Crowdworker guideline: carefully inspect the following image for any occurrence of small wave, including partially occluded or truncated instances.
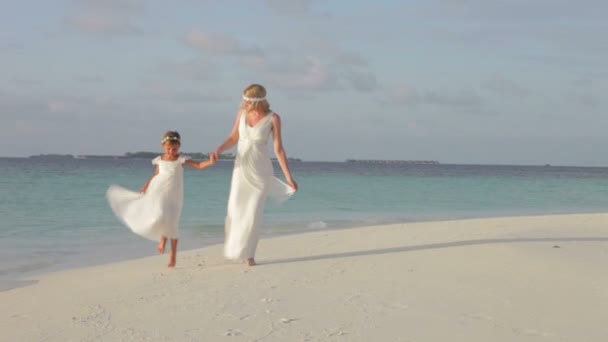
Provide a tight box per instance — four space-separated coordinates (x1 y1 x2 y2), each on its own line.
0 260 55 276
307 221 328 229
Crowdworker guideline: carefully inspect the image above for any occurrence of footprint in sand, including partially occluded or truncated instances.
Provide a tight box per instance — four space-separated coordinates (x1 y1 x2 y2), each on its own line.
260 297 277 303
72 304 111 331
384 302 409 310
328 329 348 337
225 329 242 336
463 313 494 321
10 313 29 319
513 328 554 337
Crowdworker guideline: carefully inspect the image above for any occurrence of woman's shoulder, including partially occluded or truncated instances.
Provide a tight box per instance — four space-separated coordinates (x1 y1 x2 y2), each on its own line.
270 112 281 123
152 156 162 165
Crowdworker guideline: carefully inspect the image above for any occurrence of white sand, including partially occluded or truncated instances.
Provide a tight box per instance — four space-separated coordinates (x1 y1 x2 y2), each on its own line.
2 213 608 341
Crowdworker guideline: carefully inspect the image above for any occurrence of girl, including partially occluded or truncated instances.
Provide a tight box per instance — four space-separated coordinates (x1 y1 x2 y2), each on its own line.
212 84 297 266
107 131 216 267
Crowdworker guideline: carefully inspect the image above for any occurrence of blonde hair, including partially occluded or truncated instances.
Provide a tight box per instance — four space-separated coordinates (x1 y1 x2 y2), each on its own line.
241 83 271 114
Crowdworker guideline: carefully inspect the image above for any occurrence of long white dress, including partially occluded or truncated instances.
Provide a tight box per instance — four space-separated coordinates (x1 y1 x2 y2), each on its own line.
106 155 189 241
224 112 295 260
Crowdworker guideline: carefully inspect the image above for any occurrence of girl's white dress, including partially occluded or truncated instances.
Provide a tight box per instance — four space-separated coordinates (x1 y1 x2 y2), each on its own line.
224 112 295 260
106 155 189 241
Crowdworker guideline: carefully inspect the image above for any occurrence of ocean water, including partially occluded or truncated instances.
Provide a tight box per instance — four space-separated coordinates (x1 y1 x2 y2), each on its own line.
1 157 608 288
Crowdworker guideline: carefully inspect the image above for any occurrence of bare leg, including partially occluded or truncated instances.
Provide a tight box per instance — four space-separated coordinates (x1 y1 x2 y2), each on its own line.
168 239 178 267
245 258 256 267
157 236 167 254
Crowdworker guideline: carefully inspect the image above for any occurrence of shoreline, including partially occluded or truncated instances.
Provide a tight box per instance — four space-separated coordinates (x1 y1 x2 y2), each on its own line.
3 208 608 292
3 212 608 340
3 156 608 168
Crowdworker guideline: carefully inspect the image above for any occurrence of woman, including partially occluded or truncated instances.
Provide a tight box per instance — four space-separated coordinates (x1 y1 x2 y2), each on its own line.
212 84 298 266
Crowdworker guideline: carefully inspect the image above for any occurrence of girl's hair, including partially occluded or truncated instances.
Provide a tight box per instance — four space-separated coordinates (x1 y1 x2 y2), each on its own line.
161 131 181 145
241 83 271 114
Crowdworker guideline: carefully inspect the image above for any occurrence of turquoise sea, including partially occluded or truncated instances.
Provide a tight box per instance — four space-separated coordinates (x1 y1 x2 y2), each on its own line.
1 157 608 289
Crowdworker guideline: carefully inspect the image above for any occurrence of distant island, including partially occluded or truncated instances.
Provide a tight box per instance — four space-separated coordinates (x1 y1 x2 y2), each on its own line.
29 152 232 160
29 153 302 162
346 159 440 165
123 152 222 160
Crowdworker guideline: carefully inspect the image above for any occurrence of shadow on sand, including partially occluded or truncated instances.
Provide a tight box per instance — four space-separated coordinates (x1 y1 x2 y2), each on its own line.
262 236 608 266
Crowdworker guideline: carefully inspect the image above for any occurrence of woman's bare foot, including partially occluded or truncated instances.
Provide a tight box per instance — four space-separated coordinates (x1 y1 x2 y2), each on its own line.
157 236 167 254
245 258 256 266
167 239 177 267
168 255 176 267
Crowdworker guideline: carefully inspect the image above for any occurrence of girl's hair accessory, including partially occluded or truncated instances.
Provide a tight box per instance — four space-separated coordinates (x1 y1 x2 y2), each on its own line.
161 136 180 143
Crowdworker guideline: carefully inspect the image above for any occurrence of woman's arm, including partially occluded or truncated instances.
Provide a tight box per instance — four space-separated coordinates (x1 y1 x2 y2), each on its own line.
271 113 298 191
184 154 216 170
140 165 159 193
213 111 242 158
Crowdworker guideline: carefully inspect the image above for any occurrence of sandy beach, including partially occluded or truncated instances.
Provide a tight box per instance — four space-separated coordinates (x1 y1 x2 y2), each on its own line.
2 213 608 341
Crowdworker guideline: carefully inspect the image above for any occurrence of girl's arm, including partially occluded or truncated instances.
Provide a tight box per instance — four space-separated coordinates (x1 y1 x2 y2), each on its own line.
271 113 298 191
213 111 242 158
185 154 216 170
140 165 159 193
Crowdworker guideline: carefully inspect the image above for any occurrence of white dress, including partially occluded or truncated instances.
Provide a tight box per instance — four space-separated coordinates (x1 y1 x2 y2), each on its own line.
106 155 189 241
224 112 295 260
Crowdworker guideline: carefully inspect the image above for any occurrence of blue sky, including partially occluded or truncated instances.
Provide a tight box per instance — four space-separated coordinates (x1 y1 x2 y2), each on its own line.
1 0 606 165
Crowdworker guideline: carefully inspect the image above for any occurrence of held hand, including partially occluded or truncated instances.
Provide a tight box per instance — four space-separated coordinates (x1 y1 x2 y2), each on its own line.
209 153 217 164
287 178 298 192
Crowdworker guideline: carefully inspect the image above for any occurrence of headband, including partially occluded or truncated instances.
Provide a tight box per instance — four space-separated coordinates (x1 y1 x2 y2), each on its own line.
161 136 180 143
242 95 266 102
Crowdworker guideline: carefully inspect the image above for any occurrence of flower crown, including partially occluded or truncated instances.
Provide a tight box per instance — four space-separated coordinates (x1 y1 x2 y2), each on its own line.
242 95 266 102
161 136 180 144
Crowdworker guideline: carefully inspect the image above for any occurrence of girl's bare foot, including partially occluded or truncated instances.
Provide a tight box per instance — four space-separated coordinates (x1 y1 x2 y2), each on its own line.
157 236 167 254
245 258 256 266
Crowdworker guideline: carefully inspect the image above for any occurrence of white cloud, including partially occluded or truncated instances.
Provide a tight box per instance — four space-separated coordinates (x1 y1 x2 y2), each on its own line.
74 75 105 84
47 100 69 113
570 92 601 108
239 55 268 69
182 29 378 93
482 75 532 98
73 0 145 14
342 68 380 92
293 38 379 92
264 0 315 15
0 92 47 119
12 77 42 86
67 14 141 36
265 56 337 90
334 51 369 67
1 42 24 51
184 30 241 54
424 89 481 107
65 0 144 36
570 77 593 87
1 91 131 122
183 30 264 58
387 85 420 106
14 120 35 133
139 82 229 103
1 0 605 164
386 85 482 108
154 58 220 81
